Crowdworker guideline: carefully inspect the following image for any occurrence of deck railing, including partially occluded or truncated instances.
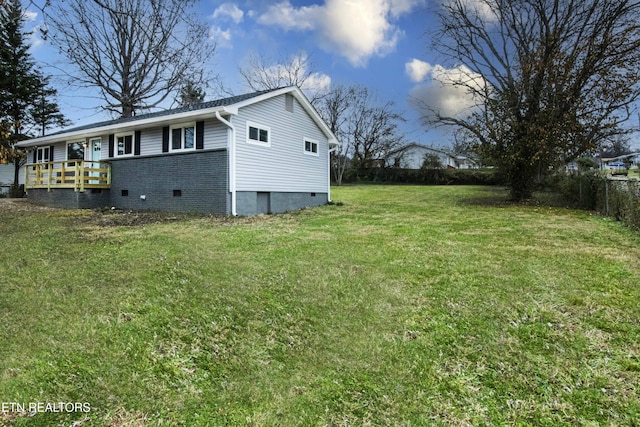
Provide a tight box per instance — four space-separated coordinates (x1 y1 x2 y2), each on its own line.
25 160 111 192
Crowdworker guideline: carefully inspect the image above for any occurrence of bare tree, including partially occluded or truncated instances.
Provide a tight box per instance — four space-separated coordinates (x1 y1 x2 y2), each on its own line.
316 85 357 185
239 51 330 104
419 0 640 200
349 90 405 174
46 0 216 118
317 85 405 184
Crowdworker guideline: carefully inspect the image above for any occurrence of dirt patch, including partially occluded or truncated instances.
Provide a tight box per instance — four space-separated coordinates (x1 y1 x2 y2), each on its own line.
0 410 29 426
0 198 60 213
84 208 194 227
0 197 292 228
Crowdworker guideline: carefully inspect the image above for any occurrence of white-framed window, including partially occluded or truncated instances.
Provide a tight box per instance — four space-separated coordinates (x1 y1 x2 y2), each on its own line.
246 121 270 147
304 138 319 156
115 132 134 157
67 141 85 164
36 146 51 163
170 122 196 151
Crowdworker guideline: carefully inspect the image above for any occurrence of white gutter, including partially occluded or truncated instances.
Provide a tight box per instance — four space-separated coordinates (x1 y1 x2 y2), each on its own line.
328 144 338 202
215 110 237 216
17 106 229 148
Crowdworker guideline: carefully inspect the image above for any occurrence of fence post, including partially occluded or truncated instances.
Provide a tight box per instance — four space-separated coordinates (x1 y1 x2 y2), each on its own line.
605 178 609 216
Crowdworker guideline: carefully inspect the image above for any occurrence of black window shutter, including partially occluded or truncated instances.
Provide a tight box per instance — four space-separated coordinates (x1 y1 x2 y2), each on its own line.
134 130 141 155
162 126 169 152
49 146 54 161
32 149 37 163
196 121 204 150
108 134 114 158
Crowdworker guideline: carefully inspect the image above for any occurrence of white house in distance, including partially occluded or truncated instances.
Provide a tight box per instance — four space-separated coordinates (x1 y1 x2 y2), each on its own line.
15 86 339 215
387 143 478 169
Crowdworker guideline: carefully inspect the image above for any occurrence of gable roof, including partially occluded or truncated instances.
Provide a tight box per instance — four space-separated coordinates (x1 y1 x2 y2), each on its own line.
17 86 338 148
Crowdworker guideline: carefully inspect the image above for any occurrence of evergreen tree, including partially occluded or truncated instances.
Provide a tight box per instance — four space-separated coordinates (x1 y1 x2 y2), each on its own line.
31 73 71 136
177 80 206 108
0 0 67 196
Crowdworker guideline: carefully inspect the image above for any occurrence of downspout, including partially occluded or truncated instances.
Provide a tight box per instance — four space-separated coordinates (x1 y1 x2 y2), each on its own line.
328 144 338 202
216 110 237 216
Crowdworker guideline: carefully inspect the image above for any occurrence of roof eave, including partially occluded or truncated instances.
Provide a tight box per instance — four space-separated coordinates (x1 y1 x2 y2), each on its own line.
16 105 229 148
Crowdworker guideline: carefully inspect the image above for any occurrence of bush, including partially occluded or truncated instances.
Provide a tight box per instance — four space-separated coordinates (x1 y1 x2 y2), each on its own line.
341 168 504 186
554 173 640 232
8 184 24 198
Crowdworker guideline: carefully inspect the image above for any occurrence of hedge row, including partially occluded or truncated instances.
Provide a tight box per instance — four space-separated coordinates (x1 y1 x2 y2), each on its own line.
341 168 504 185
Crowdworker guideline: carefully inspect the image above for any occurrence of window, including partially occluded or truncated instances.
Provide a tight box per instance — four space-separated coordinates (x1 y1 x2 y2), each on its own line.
170 123 195 151
36 147 51 163
246 121 270 146
115 133 134 157
67 141 85 165
304 138 319 156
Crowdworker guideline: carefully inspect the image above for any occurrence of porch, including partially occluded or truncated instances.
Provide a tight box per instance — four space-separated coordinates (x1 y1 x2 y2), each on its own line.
25 160 111 192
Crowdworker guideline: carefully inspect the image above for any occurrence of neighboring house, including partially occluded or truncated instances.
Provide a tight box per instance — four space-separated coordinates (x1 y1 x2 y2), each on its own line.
0 162 24 195
601 152 640 169
15 86 339 215
387 143 478 169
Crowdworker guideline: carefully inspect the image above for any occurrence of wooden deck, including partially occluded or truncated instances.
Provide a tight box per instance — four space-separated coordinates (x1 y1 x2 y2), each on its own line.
25 161 111 192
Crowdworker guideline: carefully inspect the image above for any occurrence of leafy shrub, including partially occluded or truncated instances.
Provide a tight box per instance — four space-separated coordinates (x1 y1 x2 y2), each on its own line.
341 168 504 186
554 173 640 232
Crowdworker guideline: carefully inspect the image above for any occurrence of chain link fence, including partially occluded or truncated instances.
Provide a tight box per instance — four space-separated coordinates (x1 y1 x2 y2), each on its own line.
558 172 640 231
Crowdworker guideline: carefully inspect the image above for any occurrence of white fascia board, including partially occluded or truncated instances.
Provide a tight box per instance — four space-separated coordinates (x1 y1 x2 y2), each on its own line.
232 86 340 145
16 106 227 148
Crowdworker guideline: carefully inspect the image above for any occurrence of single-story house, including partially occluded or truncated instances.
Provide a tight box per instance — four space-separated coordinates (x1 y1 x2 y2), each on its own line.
15 86 339 215
0 162 24 194
386 143 478 169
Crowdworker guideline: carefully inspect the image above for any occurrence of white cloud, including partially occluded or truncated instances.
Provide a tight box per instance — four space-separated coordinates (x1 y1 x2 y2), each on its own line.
258 0 426 67
24 9 45 50
212 3 245 24
445 0 497 22
23 10 38 22
249 52 332 98
405 58 432 83
257 1 320 31
389 0 423 16
408 62 485 118
302 72 332 98
209 26 233 48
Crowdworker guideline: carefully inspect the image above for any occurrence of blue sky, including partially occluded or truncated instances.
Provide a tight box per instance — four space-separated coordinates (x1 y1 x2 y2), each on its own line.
24 0 471 148
21 0 640 151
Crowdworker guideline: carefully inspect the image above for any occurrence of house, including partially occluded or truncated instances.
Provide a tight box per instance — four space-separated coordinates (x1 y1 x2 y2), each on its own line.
15 86 339 215
386 143 478 169
0 162 24 195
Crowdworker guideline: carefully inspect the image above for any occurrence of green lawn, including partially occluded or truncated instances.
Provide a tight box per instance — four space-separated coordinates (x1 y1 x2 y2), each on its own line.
1 186 639 426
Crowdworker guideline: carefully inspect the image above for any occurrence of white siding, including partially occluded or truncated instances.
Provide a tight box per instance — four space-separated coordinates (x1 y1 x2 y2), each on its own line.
140 128 161 155
52 141 67 162
0 163 24 188
205 121 227 150
234 94 329 193
106 119 227 158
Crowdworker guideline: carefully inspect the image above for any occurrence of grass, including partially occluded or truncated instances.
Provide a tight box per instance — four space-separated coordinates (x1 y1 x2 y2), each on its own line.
1 185 639 426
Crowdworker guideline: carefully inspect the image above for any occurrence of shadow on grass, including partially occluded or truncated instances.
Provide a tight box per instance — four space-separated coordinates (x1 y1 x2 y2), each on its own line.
458 186 580 209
